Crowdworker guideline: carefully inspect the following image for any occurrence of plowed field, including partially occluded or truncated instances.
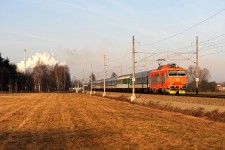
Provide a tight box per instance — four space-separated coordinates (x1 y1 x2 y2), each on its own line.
1 93 225 149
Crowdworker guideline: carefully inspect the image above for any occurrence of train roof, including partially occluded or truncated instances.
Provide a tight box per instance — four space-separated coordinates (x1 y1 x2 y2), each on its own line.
156 63 185 70
135 70 151 77
92 79 103 83
106 77 117 81
92 77 117 83
117 70 151 80
117 74 131 80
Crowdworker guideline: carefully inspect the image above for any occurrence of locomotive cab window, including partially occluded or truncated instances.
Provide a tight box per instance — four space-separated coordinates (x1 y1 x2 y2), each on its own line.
178 71 186 76
168 71 177 76
168 71 186 76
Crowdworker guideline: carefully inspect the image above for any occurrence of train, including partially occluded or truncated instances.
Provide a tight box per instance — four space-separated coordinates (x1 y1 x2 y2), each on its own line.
92 63 187 94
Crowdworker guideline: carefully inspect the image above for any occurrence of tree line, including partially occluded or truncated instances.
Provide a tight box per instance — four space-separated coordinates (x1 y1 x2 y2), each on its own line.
0 54 17 92
186 66 217 92
0 52 222 93
0 53 71 92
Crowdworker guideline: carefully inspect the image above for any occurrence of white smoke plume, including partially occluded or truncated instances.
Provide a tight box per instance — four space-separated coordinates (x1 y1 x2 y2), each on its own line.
17 52 60 72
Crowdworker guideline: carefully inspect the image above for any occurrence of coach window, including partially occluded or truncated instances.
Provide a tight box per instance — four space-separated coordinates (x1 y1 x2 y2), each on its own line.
122 79 125 84
123 78 129 84
143 77 147 83
117 80 122 84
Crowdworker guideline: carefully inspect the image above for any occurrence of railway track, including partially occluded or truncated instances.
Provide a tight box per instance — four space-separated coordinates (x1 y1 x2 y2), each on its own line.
146 93 225 99
182 93 225 99
90 90 225 99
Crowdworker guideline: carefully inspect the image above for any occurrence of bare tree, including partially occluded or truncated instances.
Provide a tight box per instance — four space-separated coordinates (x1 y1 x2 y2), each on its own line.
222 82 225 87
186 65 212 92
199 68 211 83
53 64 70 91
111 72 117 78
88 73 96 89
32 60 47 92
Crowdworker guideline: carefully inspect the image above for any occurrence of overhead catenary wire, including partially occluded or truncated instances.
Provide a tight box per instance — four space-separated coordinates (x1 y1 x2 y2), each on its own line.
138 33 225 58
146 33 225 65
199 42 225 50
108 52 131 62
199 33 225 44
142 8 225 46
82 6 225 80
199 50 225 57
90 28 225 80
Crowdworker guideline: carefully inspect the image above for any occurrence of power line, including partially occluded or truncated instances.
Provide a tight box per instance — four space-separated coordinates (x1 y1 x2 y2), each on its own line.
152 33 225 55
199 33 225 44
200 39 225 47
136 51 157 54
150 33 225 64
91 32 225 81
143 8 225 46
199 42 225 51
200 50 225 57
108 52 130 62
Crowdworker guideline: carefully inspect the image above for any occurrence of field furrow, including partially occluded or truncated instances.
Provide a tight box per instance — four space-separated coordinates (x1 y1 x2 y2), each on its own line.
0 93 225 149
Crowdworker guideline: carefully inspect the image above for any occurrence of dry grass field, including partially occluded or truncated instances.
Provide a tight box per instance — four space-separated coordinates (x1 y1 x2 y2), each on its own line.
1 93 225 149
94 91 225 112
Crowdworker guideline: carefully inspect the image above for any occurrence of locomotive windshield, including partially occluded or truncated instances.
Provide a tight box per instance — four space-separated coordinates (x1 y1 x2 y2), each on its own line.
168 71 177 76
178 71 186 76
168 71 186 76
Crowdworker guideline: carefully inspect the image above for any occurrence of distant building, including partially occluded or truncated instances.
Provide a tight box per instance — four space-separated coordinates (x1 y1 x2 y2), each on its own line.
216 84 225 91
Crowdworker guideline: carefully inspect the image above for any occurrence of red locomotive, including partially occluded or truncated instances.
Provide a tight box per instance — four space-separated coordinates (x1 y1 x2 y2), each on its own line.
150 63 187 94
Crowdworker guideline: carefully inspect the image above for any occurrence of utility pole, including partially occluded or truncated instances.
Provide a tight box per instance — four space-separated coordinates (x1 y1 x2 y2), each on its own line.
78 78 79 88
98 72 100 80
24 49 27 92
83 67 85 93
145 54 146 70
196 35 199 95
24 49 26 74
74 76 76 88
90 64 93 95
15 79 17 93
103 55 106 97
64 67 66 91
131 35 136 101
121 64 122 76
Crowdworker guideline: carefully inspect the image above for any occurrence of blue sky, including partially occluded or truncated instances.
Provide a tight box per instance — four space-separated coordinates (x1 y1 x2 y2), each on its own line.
1 0 225 82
